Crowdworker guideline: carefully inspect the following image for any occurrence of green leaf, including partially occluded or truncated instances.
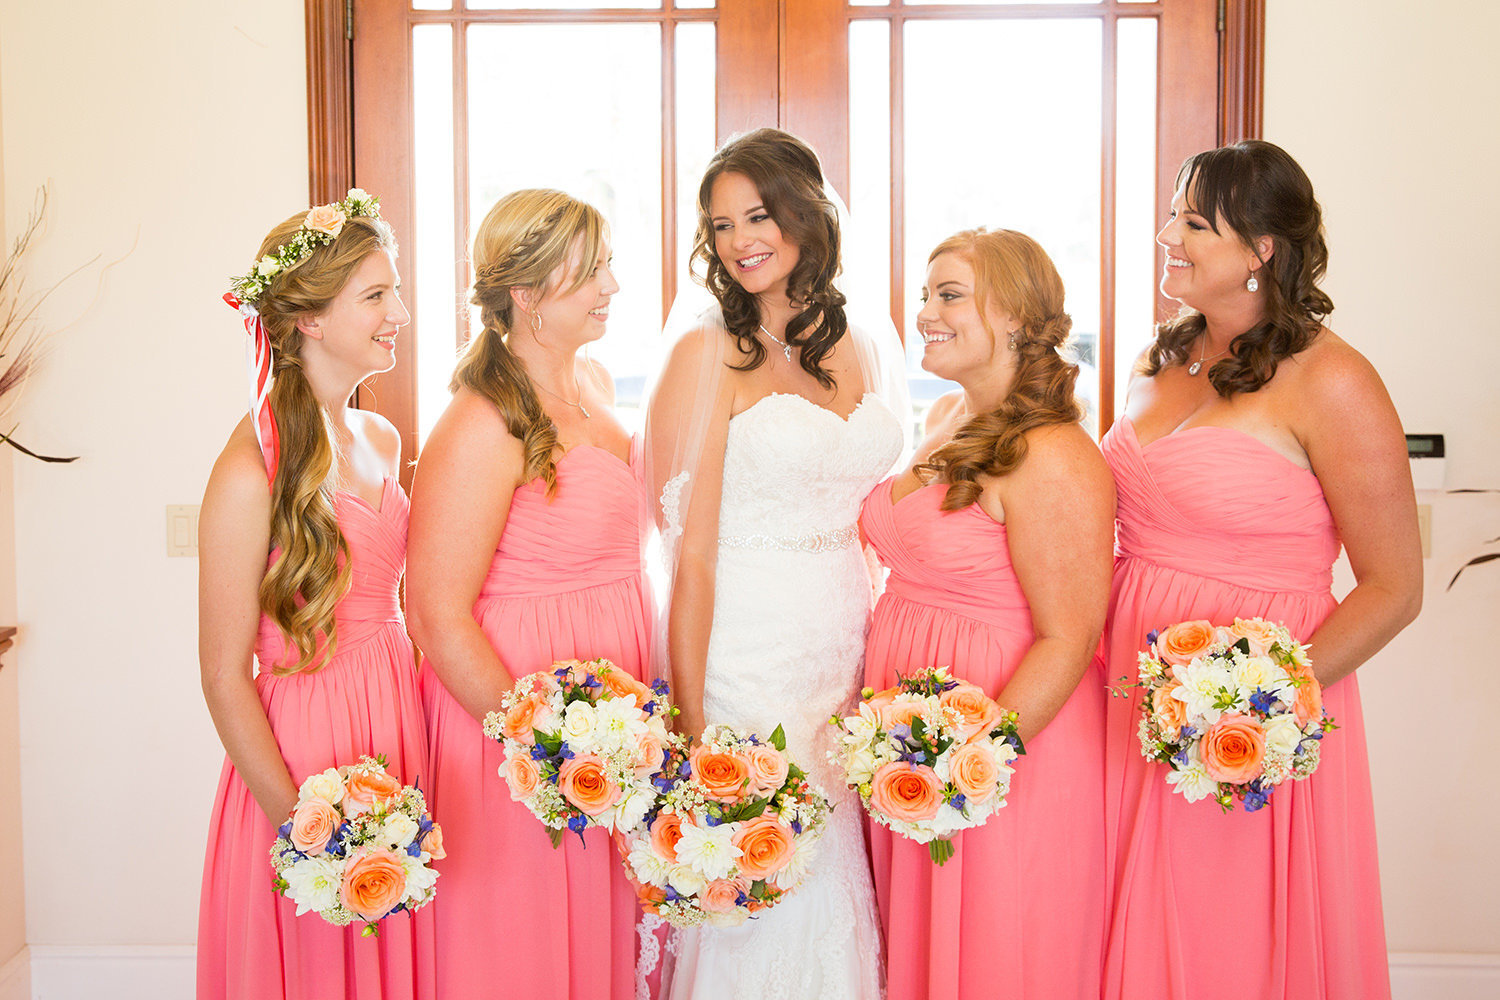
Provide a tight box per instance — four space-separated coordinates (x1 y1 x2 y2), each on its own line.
548 827 564 849
768 725 787 752
928 838 956 866
910 716 927 740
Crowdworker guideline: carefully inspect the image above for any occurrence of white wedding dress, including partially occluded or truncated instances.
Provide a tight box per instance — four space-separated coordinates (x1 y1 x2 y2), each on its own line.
666 390 902 1000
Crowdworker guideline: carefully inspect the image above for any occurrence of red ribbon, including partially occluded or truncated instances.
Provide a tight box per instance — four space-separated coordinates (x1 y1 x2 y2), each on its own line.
223 292 279 484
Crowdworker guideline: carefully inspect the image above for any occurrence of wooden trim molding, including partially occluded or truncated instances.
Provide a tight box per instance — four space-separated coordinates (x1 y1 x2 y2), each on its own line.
1219 0 1265 142
306 0 354 204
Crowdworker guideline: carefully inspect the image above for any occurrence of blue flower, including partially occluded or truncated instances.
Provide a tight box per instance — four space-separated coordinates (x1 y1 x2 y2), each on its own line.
664 886 683 903
703 814 721 827
558 745 576 760
678 760 692 778
651 678 671 696
1241 782 1271 812
582 673 602 689
530 744 551 761
1146 629 1160 645
1172 750 1190 767
277 820 293 839
406 841 423 858
568 814 589 834
643 700 657 715
1178 725 1198 742
790 819 802 835
1249 688 1277 713
949 792 967 811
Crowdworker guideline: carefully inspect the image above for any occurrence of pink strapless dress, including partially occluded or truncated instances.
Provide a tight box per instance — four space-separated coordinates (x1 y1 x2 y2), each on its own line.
1101 417 1389 1000
198 476 436 1000
861 479 1107 1000
420 445 653 1000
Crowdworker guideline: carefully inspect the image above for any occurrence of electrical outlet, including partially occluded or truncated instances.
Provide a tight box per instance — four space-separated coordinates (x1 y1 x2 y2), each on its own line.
1417 503 1431 559
166 505 199 557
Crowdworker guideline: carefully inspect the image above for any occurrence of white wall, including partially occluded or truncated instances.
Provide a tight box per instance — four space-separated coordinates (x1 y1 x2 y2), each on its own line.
1266 0 1500 960
0 0 1493 993
0 0 306 953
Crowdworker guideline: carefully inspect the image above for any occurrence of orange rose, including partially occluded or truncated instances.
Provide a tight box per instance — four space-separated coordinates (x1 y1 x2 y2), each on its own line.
731 816 796 879
634 730 667 778
940 683 1003 742
650 812 684 862
1229 618 1283 657
504 753 541 801
865 687 898 715
746 745 790 795
558 754 620 816
1201 713 1267 784
947 742 1000 803
700 876 752 914
1151 681 1189 737
690 745 751 803
423 822 446 860
342 768 403 817
502 693 553 745
303 204 347 238
879 695 927 732
1288 663 1323 727
599 664 654 708
339 847 408 920
869 761 944 823
1155 620 1217 666
289 798 341 854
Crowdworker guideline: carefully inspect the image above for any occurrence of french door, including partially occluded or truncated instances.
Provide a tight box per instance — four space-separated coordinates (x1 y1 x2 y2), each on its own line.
310 0 1257 480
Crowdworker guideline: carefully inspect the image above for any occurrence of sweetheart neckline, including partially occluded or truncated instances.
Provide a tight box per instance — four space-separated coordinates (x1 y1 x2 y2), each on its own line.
1121 415 1316 478
731 390 879 426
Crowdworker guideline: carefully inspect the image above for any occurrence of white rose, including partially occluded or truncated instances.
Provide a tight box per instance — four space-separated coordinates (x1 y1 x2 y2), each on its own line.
298 768 345 806
666 863 707 897
843 747 878 785
561 701 598 751
380 812 419 849
255 255 281 278
1262 714 1303 756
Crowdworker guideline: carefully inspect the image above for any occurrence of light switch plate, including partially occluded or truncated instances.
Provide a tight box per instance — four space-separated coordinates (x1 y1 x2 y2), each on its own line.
166 505 199 557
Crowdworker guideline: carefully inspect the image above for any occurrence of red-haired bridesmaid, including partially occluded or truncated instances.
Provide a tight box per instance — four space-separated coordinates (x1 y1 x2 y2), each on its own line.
863 228 1114 1000
1101 140 1421 1000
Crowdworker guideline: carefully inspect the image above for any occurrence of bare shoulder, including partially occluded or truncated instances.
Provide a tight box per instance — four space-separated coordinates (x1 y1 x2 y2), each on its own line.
426 386 522 459
1280 327 1397 422
1017 422 1114 493
202 417 272 521
351 408 403 474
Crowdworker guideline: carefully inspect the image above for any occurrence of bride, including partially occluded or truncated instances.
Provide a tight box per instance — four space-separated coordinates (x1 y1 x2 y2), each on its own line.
644 128 904 999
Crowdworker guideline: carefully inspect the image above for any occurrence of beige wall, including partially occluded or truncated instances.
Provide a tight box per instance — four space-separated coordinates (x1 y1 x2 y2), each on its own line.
0 0 1492 975
0 0 306 945
1266 0 1500 955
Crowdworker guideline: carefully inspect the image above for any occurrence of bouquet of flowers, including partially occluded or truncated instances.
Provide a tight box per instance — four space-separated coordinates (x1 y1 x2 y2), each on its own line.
828 666 1024 865
482 658 678 844
1133 617 1336 812
615 723 830 927
271 755 443 934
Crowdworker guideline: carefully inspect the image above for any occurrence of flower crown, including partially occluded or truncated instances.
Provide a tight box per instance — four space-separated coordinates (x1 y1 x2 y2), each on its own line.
229 188 381 307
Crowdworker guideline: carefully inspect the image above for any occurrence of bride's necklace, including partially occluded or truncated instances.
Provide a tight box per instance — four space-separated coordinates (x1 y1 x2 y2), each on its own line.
1187 337 1230 376
533 377 590 418
758 324 794 363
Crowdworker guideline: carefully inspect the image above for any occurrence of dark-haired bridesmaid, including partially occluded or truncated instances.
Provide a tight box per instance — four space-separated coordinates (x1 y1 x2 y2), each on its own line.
1100 139 1420 1000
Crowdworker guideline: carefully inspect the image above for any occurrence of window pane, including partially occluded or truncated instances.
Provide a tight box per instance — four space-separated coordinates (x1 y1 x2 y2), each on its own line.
674 0 716 8
467 23 663 417
412 24 457 445
905 0 1101 6
903 18 1102 419
412 0 451 10
1114 16 1158 422
466 0 661 9
848 19 892 345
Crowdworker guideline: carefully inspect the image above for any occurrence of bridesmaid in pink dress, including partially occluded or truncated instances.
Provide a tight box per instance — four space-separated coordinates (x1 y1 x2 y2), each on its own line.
198 195 436 998
406 190 649 1000
864 229 1115 1000
1102 140 1422 1000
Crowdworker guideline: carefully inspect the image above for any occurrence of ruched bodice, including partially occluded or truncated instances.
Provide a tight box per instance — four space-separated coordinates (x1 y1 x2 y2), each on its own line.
1099 416 1388 1000
255 475 408 669
478 445 648 599
861 479 1029 628
1105 417 1339 594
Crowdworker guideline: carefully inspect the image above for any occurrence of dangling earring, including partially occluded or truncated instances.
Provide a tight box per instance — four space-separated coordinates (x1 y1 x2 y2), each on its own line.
1008 330 1018 351
530 309 543 333
1246 274 1259 293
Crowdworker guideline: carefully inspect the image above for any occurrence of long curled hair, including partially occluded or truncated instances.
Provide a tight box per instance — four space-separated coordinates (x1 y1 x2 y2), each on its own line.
455 188 607 496
1142 139 1334 395
691 128 846 389
917 229 1082 511
253 213 396 674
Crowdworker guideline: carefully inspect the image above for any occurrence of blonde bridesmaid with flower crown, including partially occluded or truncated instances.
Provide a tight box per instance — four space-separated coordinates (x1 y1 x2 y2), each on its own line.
197 192 436 999
1101 140 1420 1000
861 228 1114 1000
406 189 651 1000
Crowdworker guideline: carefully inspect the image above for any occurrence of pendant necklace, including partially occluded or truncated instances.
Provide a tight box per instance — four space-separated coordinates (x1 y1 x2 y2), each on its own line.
758 324 794 363
1187 337 1230 376
535 379 590 418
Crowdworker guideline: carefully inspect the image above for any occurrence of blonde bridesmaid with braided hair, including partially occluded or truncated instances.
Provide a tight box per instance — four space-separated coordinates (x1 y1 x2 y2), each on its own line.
407 189 650 999
862 228 1114 1000
198 191 436 999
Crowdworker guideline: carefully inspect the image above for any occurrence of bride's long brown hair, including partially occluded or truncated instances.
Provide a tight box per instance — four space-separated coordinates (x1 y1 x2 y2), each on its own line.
916 229 1082 511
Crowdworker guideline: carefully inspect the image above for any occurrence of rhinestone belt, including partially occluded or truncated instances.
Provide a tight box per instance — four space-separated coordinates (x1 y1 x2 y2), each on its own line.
720 524 859 554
